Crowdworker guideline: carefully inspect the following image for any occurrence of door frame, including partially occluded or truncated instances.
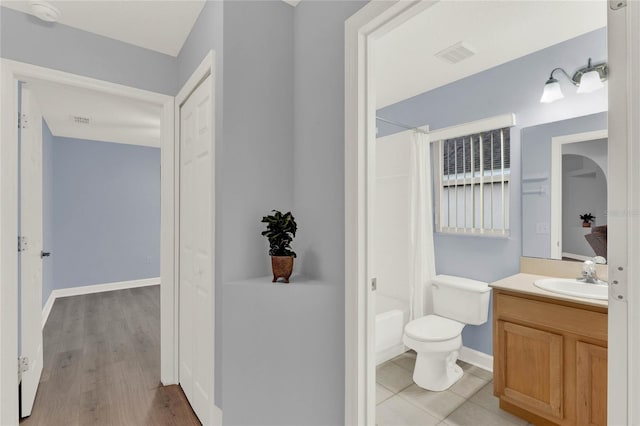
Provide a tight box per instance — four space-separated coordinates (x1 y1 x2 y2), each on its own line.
0 59 176 425
344 3 437 424
549 129 608 260
607 1 640 424
344 1 639 425
174 51 221 424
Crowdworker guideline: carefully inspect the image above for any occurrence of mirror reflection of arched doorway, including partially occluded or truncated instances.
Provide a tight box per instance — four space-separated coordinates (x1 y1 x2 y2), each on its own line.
549 130 608 262
562 150 608 260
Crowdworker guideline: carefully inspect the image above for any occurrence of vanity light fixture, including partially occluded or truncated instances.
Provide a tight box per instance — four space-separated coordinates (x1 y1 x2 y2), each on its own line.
540 58 608 103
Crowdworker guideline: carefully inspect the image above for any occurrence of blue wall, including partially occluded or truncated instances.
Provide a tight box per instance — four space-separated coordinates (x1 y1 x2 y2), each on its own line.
377 28 608 355
178 0 298 420
293 0 368 284
1 6 170 308
220 0 295 284
42 120 54 307
49 137 160 294
0 6 177 95
178 1 369 422
290 2 368 424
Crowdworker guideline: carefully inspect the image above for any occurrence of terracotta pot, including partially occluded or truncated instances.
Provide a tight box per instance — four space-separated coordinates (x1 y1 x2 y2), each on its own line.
583 222 592 228
271 256 294 283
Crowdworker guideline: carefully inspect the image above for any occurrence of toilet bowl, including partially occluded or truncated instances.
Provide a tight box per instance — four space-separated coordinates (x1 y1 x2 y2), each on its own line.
402 275 491 391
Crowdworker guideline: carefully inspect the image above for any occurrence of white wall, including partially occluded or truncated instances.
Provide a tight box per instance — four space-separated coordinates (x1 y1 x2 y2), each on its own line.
374 132 412 308
563 138 608 178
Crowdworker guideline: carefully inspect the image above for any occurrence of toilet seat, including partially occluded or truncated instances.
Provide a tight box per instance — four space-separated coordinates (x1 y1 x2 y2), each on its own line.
404 315 464 342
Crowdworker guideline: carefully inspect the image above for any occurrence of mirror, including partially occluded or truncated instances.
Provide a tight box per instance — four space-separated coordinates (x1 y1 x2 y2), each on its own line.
521 112 608 263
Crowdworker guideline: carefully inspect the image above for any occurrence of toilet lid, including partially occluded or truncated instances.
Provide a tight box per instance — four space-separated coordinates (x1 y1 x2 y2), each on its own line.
404 315 465 342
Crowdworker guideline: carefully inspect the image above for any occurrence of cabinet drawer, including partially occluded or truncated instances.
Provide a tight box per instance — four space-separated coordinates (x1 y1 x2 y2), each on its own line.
494 293 607 342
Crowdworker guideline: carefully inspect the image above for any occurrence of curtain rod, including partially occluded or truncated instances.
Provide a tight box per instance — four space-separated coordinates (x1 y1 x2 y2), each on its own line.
376 116 428 134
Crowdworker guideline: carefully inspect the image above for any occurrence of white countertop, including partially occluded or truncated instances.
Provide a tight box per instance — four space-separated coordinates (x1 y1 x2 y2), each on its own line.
490 273 608 309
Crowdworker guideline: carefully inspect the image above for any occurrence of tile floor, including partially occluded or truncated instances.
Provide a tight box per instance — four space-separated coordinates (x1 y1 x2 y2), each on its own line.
376 351 533 426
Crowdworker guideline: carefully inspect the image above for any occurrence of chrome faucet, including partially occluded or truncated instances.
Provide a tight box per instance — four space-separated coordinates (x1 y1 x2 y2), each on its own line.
580 260 599 284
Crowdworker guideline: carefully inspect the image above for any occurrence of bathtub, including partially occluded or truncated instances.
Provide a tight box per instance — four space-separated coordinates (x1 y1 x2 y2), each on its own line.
376 294 410 365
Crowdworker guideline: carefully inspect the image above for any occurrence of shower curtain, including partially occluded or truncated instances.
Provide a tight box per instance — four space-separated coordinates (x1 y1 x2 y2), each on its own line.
408 130 436 320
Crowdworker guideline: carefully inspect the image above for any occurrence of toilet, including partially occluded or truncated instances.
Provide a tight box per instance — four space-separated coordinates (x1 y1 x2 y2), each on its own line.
403 274 491 391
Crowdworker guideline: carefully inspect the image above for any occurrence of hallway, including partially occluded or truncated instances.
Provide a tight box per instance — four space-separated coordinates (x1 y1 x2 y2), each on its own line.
21 286 200 426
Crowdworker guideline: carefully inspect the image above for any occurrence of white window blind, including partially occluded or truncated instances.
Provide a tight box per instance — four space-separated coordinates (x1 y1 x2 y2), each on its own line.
433 114 515 236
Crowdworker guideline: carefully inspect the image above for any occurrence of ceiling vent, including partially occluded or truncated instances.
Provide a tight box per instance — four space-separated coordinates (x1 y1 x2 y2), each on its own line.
72 115 91 125
435 42 476 64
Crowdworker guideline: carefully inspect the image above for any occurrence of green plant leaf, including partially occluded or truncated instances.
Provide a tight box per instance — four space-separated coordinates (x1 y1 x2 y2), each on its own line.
260 209 298 257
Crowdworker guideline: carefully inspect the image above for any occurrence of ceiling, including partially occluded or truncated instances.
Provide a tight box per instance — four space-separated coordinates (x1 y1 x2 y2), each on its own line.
1 0 206 56
27 78 162 147
375 1 607 108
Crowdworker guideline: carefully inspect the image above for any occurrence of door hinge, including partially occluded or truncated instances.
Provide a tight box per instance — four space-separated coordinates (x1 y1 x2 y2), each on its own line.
18 356 29 381
610 0 627 10
610 265 628 302
18 236 28 252
18 113 28 129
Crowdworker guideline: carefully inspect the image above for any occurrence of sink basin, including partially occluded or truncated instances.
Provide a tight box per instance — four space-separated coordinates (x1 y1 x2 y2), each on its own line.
534 278 608 300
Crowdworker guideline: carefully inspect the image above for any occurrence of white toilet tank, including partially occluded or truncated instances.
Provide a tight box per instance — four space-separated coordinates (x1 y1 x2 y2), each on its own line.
431 275 492 325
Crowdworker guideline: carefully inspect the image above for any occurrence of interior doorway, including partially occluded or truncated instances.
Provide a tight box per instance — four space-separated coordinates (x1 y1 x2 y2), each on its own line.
0 59 177 425
17 74 169 424
344 1 640 425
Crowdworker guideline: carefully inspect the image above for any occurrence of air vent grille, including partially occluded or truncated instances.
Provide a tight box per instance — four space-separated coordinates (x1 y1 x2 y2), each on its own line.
435 42 476 64
72 116 91 125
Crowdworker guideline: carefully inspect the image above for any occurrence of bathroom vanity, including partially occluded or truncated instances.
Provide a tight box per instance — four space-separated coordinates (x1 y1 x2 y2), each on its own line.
501 95 610 426
491 272 607 426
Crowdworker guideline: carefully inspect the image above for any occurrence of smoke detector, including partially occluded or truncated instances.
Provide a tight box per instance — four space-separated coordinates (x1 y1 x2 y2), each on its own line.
29 1 61 23
435 42 476 64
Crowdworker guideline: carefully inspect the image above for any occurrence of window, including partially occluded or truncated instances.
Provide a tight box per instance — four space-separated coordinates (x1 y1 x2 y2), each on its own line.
433 114 515 236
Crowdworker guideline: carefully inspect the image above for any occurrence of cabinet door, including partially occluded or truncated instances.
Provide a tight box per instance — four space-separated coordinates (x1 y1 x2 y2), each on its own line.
496 321 564 419
576 342 607 426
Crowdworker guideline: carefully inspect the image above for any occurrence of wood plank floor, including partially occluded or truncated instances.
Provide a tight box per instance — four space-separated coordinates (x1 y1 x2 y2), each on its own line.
21 286 200 426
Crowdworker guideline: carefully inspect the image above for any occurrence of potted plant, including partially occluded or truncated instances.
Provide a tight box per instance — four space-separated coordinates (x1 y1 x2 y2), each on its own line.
261 210 297 283
580 213 596 228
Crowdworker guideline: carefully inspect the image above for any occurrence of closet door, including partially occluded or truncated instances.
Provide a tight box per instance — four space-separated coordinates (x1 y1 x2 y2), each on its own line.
179 74 214 424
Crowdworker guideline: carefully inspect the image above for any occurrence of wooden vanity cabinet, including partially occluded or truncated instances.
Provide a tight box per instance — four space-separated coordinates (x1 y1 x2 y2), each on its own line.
493 290 607 426
576 342 608 426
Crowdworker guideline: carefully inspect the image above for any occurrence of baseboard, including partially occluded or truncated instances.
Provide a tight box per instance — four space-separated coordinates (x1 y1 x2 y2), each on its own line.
41 292 56 328
41 277 160 328
459 345 493 372
212 404 223 426
376 343 407 366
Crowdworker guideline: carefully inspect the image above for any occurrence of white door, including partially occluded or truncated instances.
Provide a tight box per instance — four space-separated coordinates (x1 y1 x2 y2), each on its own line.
179 74 215 424
19 84 44 418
